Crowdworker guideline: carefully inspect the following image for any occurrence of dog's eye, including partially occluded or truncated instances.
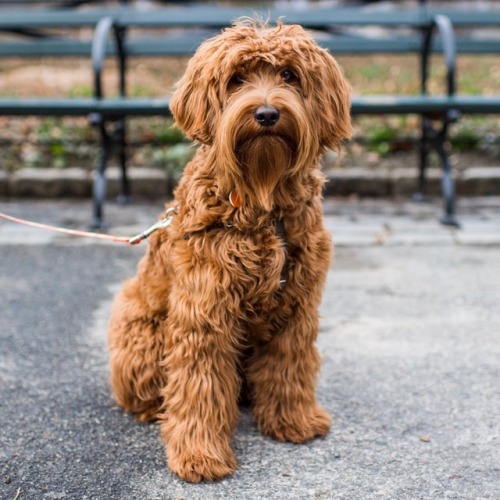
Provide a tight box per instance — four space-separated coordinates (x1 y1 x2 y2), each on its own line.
281 69 298 84
228 73 245 88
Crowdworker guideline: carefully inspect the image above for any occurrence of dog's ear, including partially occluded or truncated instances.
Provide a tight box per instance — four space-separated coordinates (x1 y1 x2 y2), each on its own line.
307 47 353 152
170 39 222 144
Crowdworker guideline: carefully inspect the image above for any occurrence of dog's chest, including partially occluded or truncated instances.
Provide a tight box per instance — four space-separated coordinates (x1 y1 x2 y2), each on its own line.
180 220 291 337
227 226 287 300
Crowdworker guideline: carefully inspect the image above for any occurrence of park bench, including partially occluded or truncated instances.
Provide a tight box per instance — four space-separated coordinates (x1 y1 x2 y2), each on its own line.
1 2 499 228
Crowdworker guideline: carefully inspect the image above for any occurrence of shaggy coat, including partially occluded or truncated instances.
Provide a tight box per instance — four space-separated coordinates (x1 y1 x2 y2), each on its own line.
108 21 352 483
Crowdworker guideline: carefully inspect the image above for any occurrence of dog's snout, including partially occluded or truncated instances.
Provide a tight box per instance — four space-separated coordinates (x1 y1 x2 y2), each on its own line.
254 106 280 127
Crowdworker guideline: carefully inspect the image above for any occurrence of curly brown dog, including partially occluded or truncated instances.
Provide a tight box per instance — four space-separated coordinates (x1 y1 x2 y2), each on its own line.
108 20 351 483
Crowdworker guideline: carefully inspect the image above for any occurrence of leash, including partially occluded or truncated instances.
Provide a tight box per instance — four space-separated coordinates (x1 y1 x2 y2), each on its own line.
1 195 289 287
0 207 177 246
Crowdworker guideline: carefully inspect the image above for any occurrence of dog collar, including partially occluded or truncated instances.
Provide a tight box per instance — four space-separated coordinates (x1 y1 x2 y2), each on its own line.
275 219 288 289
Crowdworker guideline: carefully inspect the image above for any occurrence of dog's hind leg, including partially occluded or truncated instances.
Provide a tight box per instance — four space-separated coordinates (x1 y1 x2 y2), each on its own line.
107 281 167 422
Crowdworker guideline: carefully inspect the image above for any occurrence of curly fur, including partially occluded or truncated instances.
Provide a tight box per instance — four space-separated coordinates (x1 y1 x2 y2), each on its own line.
108 20 352 483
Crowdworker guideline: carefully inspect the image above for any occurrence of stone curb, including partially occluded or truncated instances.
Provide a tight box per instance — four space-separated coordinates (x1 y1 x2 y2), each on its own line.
323 166 500 198
1 167 170 200
1 166 499 200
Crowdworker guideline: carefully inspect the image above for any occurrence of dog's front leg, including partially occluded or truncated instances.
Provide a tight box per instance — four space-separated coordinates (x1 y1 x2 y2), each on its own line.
247 308 331 444
159 272 242 483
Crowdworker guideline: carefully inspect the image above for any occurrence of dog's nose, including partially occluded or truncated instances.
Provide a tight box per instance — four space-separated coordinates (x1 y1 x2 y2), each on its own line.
254 106 280 127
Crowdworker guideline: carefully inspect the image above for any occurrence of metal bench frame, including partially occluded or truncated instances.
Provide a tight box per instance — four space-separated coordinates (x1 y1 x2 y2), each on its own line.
89 13 465 227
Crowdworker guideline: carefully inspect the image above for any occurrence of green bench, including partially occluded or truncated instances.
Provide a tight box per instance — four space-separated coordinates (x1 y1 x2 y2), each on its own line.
1 2 500 228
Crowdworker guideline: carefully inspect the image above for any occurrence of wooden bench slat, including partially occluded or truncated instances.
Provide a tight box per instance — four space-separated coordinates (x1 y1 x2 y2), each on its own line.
0 98 170 116
1 33 499 59
1 5 499 30
429 8 500 27
0 39 94 57
0 6 434 30
1 96 500 117
351 95 500 115
114 6 432 29
0 8 115 28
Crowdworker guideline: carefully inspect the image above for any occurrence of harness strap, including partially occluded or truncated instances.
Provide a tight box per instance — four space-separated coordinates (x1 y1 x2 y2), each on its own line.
274 219 288 289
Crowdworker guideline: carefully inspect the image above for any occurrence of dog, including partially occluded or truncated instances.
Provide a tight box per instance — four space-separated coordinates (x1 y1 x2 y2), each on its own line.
107 20 351 483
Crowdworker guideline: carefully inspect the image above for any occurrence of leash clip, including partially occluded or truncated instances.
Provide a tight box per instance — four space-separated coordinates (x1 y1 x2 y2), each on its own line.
128 207 177 245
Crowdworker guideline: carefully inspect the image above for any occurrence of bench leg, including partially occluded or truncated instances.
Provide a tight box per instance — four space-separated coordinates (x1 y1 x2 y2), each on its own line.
116 118 131 205
436 137 460 228
91 125 112 230
413 117 431 202
414 115 460 228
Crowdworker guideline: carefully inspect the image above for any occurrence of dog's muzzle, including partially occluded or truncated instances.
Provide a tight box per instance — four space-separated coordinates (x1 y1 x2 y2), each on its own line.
254 105 280 127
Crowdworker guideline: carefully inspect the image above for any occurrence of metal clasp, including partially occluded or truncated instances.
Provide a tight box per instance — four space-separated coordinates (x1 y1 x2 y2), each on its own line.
128 207 177 245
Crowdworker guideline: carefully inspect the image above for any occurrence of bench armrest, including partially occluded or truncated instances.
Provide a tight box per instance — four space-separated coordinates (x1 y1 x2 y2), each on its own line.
421 14 457 98
91 16 126 103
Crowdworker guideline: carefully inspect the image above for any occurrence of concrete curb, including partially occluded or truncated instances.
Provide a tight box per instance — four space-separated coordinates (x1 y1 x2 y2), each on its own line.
1 165 500 200
323 166 500 198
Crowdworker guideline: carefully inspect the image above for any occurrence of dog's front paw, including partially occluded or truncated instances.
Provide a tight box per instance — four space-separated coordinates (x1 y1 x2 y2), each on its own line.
167 446 237 483
257 405 331 444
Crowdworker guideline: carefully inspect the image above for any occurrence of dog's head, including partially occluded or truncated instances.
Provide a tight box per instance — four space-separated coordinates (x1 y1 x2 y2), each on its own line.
171 20 352 210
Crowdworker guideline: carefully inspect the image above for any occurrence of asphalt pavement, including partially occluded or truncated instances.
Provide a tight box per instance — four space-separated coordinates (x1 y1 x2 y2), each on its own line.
1 198 499 499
